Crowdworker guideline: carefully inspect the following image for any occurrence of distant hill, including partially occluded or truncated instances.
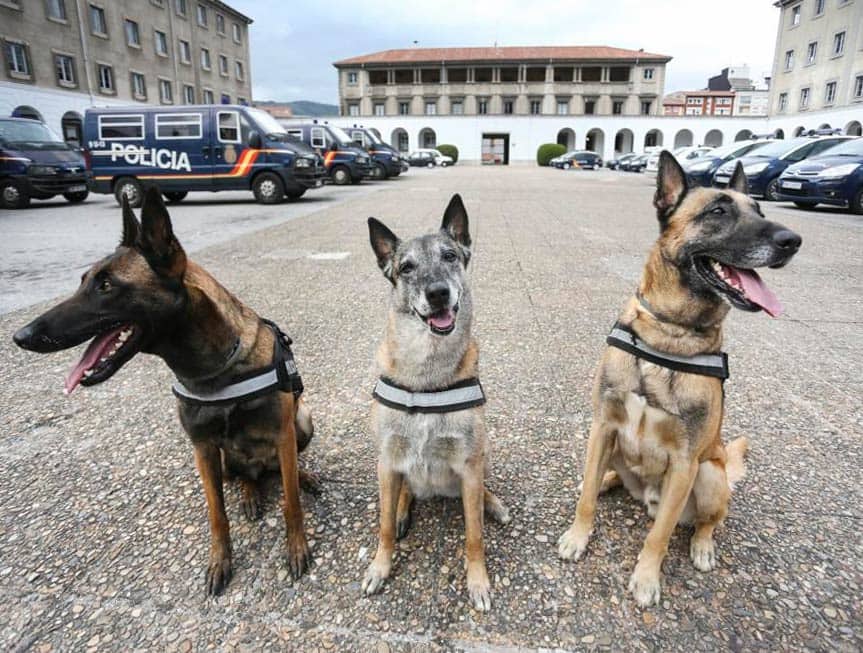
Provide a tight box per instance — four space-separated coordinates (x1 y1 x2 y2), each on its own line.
285 101 339 117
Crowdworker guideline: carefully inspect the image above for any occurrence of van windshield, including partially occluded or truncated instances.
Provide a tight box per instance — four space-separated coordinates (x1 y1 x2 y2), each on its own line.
329 126 355 147
0 120 69 150
246 108 289 140
367 130 383 144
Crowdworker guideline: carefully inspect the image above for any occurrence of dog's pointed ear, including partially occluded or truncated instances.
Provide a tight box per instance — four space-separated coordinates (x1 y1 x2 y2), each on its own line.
440 194 471 264
368 217 400 284
727 161 748 195
139 186 187 279
120 195 140 247
653 151 688 229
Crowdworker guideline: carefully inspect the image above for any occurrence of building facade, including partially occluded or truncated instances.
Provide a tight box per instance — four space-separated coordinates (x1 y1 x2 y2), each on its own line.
0 0 252 144
681 90 736 116
333 45 671 127
769 0 863 116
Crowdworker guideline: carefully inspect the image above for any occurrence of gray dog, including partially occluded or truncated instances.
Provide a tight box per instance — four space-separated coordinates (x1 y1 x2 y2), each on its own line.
362 194 509 611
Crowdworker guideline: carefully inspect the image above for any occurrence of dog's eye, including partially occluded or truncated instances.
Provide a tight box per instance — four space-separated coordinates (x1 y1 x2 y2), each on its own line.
398 261 415 275
442 250 458 262
710 206 726 215
97 278 112 293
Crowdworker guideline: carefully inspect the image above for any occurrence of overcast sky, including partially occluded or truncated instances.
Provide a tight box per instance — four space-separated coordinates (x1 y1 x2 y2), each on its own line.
230 0 780 105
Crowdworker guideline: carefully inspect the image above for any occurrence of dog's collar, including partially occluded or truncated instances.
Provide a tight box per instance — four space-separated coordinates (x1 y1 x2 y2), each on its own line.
372 376 486 413
172 319 303 406
607 321 729 381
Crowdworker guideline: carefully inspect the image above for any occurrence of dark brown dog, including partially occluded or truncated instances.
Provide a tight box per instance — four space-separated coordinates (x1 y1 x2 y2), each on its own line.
13 187 315 595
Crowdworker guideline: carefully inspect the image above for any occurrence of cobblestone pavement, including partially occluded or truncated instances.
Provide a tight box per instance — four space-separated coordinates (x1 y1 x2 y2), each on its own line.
1 166 861 652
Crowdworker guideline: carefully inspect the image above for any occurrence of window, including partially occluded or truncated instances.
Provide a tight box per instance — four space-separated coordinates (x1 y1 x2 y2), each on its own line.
218 54 228 76
98 114 144 140
814 0 825 15
398 131 408 152
641 100 652 115
398 101 410 115
46 0 66 20
130 72 146 99
643 68 655 80
451 100 463 115
530 99 542 115
784 50 794 70
348 103 359 117
154 30 168 57
196 3 207 27
97 63 113 92
347 71 358 84
477 98 488 114
825 81 837 105
790 4 801 26
89 4 107 35
807 41 817 64
183 84 194 103
556 99 568 115
215 13 225 34
778 92 788 112
175 0 186 16
125 20 140 47
156 112 201 139
159 78 173 104
584 98 596 115
202 89 214 104
6 42 31 76
237 97 247 106
799 87 810 109
310 127 325 148
200 48 211 70
855 75 863 99
55 53 75 85
217 111 239 142
232 22 242 43
178 39 191 63
425 101 437 115
833 31 845 56
374 102 384 116
612 100 623 115
687 97 703 104
235 60 244 80
221 93 230 104
503 99 514 114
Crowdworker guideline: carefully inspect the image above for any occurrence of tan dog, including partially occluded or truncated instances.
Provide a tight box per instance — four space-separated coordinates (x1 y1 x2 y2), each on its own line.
558 152 802 606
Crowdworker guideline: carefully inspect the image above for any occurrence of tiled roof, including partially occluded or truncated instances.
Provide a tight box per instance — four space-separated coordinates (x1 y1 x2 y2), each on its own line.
334 45 672 67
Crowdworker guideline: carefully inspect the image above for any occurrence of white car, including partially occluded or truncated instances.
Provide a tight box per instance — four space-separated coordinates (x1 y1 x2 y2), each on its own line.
415 148 454 167
645 146 714 173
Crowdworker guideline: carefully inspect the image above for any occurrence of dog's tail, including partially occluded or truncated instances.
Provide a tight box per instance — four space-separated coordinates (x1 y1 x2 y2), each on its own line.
725 437 749 491
295 398 314 453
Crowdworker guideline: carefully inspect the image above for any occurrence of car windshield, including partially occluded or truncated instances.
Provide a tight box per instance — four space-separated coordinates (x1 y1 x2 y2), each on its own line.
328 125 355 147
815 138 863 157
710 141 764 158
0 120 69 150
246 108 289 140
748 137 812 158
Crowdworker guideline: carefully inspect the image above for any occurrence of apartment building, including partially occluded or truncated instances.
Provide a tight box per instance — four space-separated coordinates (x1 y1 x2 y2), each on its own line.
770 0 863 116
0 0 252 143
333 45 671 119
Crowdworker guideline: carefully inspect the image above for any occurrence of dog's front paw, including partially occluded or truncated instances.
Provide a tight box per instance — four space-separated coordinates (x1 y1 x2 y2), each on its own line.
241 493 261 521
285 535 311 580
361 557 391 595
205 547 233 596
466 565 492 612
628 563 661 607
299 469 322 496
557 524 591 561
690 535 716 572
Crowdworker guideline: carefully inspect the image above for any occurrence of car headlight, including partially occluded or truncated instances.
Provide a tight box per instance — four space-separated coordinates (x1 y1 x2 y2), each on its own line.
743 162 769 174
687 160 715 172
357 155 369 163
817 163 860 179
294 157 313 168
29 165 58 175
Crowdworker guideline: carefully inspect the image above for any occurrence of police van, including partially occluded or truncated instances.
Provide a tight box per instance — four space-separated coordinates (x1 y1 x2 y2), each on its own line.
84 105 327 206
281 121 371 185
341 125 407 179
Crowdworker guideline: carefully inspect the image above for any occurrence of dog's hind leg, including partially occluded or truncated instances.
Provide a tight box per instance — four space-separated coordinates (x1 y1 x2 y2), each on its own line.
483 489 511 524
239 478 263 520
395 483 414 540
194 442 233 596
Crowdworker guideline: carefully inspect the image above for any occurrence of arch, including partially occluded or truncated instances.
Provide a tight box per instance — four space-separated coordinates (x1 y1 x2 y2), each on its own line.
369 127 381 139
793 126 806 137
61 110 83 147
773 128 785 140
614 128 634 155
12 105 43 121
391 128 409 153
673 129 693 149
644 128 663 148
734 129 754 142
704 129 723 147
418 127 436 149
556 128 575 150
845 120 862 137
818 123 831 130
585 128 605 154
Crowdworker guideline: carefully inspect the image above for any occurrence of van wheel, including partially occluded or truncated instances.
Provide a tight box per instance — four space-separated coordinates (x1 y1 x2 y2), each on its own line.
371 163 388 179
852 188 863 215
63 190 89 203
253 172 285 204
1 179 30 209
114 177 143 208
286 189 306 201
764 178 781 201
164 191 188 203
331 165 350 185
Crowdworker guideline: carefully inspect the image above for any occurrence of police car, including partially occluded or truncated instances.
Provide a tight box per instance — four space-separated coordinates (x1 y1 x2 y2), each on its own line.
281 121 372 185
776 137 863 213
1 117 90 209
85 105 327 206
342 125 406 179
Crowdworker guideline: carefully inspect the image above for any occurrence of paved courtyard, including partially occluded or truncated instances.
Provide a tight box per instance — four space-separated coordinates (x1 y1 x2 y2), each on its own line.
1 165 861 652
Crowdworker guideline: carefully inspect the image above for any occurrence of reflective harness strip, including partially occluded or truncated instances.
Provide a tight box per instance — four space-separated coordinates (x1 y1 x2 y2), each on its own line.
372 377 486 414
172 320 304 406
606 322 729 381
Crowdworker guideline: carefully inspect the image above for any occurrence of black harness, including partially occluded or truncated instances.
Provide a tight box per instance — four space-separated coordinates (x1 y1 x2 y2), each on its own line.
372 376 486 414
606 321 729 381
172 319 304 406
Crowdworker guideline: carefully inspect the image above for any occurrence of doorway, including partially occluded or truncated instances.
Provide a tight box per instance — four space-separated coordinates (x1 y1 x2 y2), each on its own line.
481 133 509 165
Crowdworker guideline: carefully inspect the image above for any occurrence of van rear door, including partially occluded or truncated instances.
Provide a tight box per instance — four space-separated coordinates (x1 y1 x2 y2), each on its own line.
152 110 212 190
212 108 252 188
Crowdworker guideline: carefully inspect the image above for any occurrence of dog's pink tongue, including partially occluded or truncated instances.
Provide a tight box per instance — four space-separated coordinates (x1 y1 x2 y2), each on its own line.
428 309 455 330
725 266 784 318
64 328 122 395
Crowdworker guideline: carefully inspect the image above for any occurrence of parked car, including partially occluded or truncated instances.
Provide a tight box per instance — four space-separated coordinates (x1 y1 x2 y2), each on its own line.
646 145 714 173
776 137 863 213
552 150 602 170
607 153 638 170
342 125 407 179
416 148 454 166
621 154 649 172
407 149 453 167
683 140 774 187
0 117 90 209
713 132 852 200
283 121 371 185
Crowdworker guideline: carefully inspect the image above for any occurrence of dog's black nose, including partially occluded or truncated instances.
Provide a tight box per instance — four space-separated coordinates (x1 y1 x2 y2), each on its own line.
773 229 802 251
425 282 450 307
12 324 34 348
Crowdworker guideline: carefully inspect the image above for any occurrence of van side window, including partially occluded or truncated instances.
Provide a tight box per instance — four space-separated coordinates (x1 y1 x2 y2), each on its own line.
155 113 202 139
310 127 325 149
217 111 240 143
98 114 145 140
